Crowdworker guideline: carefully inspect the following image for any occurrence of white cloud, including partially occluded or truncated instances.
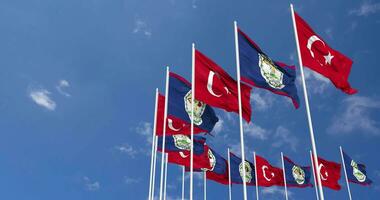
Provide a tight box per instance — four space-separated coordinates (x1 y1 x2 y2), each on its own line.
133 19 152 37
191 0 198 8
212 119 224 135
272 126 299 152
124 177 141 184
83 176 100 191
56 79 71 97
350 1 380 16
29 88 56 111
261 187 293 198
136 122 153 143
301 68 330 94
328 96 380 135
325 28 333 39
244 122 269 140
115 143 138 158
251 92 275 111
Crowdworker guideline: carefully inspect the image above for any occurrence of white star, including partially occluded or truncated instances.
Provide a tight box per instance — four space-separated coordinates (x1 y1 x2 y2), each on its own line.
324 52 334 65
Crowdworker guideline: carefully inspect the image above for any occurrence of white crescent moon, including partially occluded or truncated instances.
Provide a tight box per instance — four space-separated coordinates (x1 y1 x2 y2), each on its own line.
179 151 189 158
168 118 183 132
318 163 328 180
307 35 325 58
207 71 222 97
262 165 274 181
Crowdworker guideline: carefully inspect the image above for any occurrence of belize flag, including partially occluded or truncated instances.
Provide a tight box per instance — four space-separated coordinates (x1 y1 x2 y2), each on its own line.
238 28 300 108
229 152 255 185
168 72 219 133
206 148 229 185
342 150 372 186
283 156 312 188
157 134 206 154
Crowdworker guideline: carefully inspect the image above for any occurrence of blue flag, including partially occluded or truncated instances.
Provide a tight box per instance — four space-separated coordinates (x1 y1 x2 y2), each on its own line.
206 148 229 185
283 156 312 188
157 134 206 155
229 152 255 185
168 72 219 133
343 151 372 185
238 28 300 108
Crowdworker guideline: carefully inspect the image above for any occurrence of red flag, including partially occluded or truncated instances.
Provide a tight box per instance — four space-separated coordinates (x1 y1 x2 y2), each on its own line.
294 12 357 94
195 49 252 122
255 155 284 187
167 145 212 170
156 94 205 136
313 157 342 190
206 171 230 185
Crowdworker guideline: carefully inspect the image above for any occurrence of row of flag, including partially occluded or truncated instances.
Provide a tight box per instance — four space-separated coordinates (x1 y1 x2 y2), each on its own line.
148 4 369 200
157 134 372 189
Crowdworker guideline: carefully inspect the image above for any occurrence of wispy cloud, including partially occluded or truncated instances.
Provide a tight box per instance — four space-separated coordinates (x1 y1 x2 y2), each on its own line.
251 91 275 111
136 122 153 143
350 1 380 16
124 176 141 184
29 88 56 111
114 143 138 158
272 126 299 152
244 122 270 140
133 19 152 38
191 0 198 9
300 68 330 94
261 187 293 198
83 176 100 191
328 96 380 135
56 79 71 97
212 119 224 135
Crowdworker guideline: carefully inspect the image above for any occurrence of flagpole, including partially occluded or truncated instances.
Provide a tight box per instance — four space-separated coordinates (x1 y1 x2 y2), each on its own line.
152 135 159 200
290 4 325 200
253 152 259 200
182 166 185 200
310 150 320 200
340 146 353 200
204 171 207 200
234 20 248 200
164 153 168 200
190 43 195 200
159 67 170 200
148 89 159 200
227 148 232 200
281 152 289 200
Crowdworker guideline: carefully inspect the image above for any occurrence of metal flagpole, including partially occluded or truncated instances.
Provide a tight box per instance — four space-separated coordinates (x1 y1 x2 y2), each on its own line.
253 152 259 200
340 146 353 200
204 171 207 200
233 20 248 200
310 150 320 200
227 148 232 200
290 4 325 200
148 89 159 200
190 43 195 200
281 152 289 200
152 135 159 200
164 153 168 200
182 166 185 200
159 67 170 200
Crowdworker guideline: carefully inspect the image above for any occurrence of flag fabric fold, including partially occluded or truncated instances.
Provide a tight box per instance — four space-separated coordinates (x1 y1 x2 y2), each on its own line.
342 150 372 185
283 156 312 188
294 12 357 94
195 49 252 122
168 72 219 133
255 154 284 187
238 28 300 108
229 152 256 185
205 148 230 185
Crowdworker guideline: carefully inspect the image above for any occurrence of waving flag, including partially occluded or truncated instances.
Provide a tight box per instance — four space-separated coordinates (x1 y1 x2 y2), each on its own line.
205 148 229 185
313 156 342 190
195 49 252 122
238 28 300 108
168 72 219 133
342 150 372 185
283 156 312 188
255 155 284 187
294 12 357 94
156 94 205 136
157 134 211 170
229 152 255 185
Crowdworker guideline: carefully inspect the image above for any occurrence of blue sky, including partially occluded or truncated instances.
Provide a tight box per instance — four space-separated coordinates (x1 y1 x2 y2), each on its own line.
0 0 379 199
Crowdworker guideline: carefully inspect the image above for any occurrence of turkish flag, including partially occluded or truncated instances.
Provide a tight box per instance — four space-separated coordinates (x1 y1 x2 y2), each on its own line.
294 12 357 94
255 155 284 187
167 145 212 170
195 49 252 122
156 94 205 136
312 157 342 190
